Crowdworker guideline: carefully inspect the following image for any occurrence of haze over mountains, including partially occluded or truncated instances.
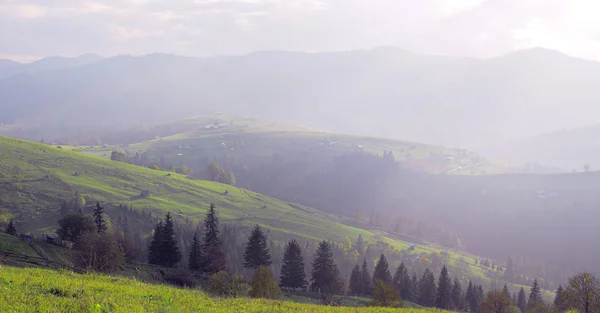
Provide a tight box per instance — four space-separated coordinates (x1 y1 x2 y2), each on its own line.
2 47 600 167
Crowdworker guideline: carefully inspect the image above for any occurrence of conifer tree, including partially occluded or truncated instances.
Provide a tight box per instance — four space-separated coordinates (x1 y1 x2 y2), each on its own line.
279 239 306 290
436 266 452 309
311 241 343 294
527 279 542 310
93 202 107 233
202 204 226 274
466 281 481 313
5 219 17 236
512 292 518 306
518 287 527 313
160 212 181 267
349 264 361 295
553 285 568 312
373 254 392 285
419 268 437 307
451 277 463 310
505 257 515 283
411 272 419 302
360 258 373 296
148 221 164 265
503 284 511 300
188 232 202 271
393 262 411 299
243 225 272 269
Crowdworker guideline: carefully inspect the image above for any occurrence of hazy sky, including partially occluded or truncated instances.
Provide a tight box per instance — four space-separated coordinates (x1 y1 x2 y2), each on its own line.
1 0 599 62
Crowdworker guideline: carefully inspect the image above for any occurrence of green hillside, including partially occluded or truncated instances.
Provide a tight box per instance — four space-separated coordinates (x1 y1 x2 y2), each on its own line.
0 265 448 313
0 136 370 242
64 115 506 175
0 136 506 280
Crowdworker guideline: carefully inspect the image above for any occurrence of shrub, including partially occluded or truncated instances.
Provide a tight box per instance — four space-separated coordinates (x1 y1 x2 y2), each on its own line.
250 267 282 299
57 213 96 242
164 270 197 288
208 271 250 297
73 231 124 273
371 280 401 307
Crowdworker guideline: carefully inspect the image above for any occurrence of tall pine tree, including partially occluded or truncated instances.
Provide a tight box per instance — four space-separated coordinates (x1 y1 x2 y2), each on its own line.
503 284 511 300
466 281 479 313
373 254 392 284
554 285 568 312
393 262 411 301
411 272 419 302
527 279 542 310
360 258 373 296
243 225 272 269
202 204 226 274
419 268 437 307
188 232 202 271
451 278 463 310
436 266 452 309
148 221 163 265
349 264 362 295
93 202 107 233
279 239 306 290
310 241 343 294
160 212 181 267
518 287 527 313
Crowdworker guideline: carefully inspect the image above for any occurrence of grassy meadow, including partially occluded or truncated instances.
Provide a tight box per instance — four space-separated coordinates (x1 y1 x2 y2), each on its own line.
0 265 452 313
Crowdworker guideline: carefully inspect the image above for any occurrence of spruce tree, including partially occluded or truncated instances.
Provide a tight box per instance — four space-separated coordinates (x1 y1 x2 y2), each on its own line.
360 258 373 296
160 212 181 267
393 262 411 301
466 281 479 313
418 268 437 307
527 279 542 310
436 266 452 309
202 204 226 274
5 219 17 236
243 225 272 269
512 292 518 306
411 272 419 302
505 257 515 282
451 278 463 310
553 285 568 312
517 287 527 313
349 264 361 295
188 232 202 271
93 202 107 233
502 284 511 300
373 254 392 285
279 239 306 290
310 241 343 294
148 221 163 265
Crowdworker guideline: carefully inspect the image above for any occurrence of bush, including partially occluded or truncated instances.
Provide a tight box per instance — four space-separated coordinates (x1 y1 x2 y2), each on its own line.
73 231 125 273
250 267 282 299
57 213 96 242
371 280 401 307
164 270 197 288
208 271 250 298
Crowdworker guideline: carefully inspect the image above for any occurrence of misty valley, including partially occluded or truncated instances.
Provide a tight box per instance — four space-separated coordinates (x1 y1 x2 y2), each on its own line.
1 48 600 313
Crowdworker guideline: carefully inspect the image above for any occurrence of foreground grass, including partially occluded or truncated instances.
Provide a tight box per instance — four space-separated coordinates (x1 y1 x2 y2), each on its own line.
0 265 450 313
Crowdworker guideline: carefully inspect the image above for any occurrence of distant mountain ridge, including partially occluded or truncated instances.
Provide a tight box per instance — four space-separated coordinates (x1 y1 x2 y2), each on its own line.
1 47 599 151
0 54 103 79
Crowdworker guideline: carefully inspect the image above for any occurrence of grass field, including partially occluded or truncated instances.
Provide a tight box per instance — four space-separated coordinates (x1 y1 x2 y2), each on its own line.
0 265 452 313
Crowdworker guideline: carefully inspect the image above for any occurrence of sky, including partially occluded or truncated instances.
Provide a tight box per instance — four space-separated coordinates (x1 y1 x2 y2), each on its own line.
1 0 600 62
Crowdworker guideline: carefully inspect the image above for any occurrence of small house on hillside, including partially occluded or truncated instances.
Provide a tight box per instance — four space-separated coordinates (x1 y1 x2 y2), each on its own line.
409 243 416 251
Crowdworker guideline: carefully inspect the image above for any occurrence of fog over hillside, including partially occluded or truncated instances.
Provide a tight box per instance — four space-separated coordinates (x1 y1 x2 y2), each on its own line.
2 47 600 156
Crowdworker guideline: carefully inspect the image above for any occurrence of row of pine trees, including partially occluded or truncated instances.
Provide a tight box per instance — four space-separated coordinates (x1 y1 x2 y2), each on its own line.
145 203 555 312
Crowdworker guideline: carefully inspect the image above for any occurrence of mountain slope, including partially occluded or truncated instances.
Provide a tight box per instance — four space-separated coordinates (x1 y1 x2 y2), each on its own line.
0 136 372 244
0 48 598 149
